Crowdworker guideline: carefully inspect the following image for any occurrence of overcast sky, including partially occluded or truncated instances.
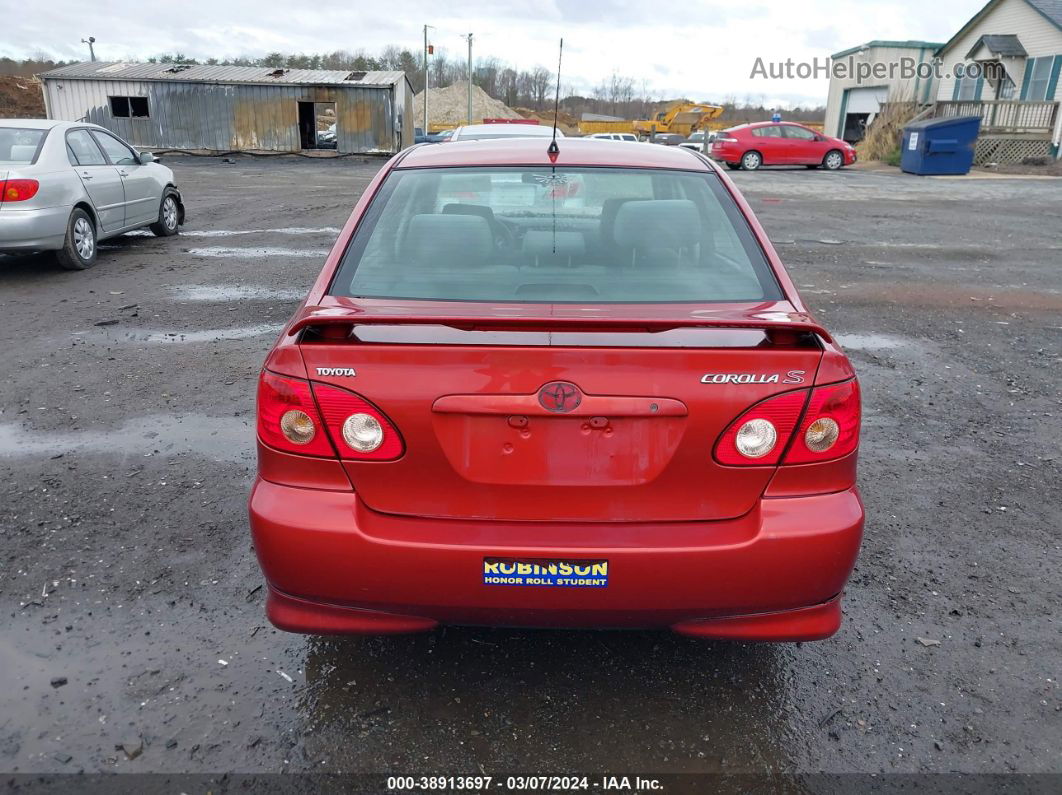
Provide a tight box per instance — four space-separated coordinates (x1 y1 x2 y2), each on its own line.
3 0 979 106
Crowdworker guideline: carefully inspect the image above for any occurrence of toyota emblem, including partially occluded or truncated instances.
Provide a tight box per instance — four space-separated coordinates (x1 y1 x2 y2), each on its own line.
538 381 582 413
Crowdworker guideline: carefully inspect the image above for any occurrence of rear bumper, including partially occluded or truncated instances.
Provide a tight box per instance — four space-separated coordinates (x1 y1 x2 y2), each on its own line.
0 205 69 252
249 480 864 640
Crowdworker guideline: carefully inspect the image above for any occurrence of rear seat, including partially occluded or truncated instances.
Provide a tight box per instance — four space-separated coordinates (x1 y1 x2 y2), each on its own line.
403 214 494 269
611 199 701 268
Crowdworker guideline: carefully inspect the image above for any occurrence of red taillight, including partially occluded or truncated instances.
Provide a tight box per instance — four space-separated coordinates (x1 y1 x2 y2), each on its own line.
257 371 335 457
1 179 39 203
785 379 861 464
312 382 404 461
714 378 861 466
714 390 808 466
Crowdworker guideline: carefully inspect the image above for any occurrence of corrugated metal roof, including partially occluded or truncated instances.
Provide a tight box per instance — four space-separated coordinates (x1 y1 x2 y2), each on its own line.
39 61 406 87
831 40 945 60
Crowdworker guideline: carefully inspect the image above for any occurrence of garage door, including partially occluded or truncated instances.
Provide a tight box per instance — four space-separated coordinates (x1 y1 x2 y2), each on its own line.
846 86 888 115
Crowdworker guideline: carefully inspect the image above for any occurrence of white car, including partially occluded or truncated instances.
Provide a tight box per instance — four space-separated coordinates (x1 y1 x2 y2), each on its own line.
679 131 717 153
0 119 184 270
586 132 638 141
447 124 566 142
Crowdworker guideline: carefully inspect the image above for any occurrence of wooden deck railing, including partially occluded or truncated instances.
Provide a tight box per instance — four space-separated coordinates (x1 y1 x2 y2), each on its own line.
932 100 1059 134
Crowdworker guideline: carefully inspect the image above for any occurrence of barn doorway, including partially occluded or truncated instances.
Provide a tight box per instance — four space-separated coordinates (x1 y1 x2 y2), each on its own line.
839 86 887 143
298 101 337 150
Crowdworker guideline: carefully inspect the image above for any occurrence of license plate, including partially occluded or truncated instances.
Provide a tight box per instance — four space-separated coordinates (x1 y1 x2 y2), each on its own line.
482 558 609 588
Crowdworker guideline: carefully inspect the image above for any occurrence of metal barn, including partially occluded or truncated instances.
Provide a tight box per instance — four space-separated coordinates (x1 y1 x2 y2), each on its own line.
39 62 413 154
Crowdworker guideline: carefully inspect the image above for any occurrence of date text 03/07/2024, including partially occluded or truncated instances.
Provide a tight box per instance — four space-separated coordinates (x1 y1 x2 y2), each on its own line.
385 775 663 790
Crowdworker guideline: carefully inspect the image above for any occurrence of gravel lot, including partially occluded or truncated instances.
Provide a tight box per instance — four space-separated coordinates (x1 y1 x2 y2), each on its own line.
0 155 1059 780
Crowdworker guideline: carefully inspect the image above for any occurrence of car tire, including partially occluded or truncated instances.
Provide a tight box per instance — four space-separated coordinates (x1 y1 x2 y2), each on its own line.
55 208 98 270
822 150 845 170
740 151 762 171
150 192 180 237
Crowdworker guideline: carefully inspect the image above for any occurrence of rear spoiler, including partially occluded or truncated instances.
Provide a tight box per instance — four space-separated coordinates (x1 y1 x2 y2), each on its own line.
288 306 833 343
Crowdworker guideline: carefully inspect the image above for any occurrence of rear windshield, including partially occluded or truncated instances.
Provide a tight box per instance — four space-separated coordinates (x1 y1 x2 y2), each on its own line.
0 128 46 165
330 166 782 303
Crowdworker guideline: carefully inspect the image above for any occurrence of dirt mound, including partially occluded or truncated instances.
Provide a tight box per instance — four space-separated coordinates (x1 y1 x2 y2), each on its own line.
414 81 521 128
512 107 579 134
0 74 46 118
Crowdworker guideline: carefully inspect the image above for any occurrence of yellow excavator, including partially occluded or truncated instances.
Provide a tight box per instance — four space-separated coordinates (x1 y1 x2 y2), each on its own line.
631 101 725 138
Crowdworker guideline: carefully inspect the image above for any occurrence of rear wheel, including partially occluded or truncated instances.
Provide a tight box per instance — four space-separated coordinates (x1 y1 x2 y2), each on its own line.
55 208 97 270
740 151 762 171
150 192 180 237
822 150 844 170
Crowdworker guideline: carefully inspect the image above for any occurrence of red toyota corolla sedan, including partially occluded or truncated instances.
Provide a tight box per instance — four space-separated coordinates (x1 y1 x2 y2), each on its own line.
249 138 863 641
709 122 857 171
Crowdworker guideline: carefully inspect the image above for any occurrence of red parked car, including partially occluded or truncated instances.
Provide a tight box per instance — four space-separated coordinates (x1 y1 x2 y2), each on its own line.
710 122 857 171
249 138 863 641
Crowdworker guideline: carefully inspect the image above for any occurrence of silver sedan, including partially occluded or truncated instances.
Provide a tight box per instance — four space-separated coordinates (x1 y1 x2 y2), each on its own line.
0 119 185 270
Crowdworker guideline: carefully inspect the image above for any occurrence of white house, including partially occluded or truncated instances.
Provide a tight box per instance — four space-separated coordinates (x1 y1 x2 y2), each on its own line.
824 0 1062 160
936 0 1062 102
932 0 1062 159
824 40 944 143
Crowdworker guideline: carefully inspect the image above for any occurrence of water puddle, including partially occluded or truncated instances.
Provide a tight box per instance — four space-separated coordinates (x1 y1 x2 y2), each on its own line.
115 324 284 343
123 227 340 238
189 246 329 258
184 227 341 237
835 332 911 351
0 414 253 463
171 284 305 302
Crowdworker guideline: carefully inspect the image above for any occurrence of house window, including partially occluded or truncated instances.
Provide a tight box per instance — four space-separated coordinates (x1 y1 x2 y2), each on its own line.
1024 57 1052 101
109 96 150 118
957 72 978 100
998 75 1016 99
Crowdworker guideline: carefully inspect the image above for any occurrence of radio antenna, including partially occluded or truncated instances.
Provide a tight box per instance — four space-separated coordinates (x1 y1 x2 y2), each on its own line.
548 38 563 160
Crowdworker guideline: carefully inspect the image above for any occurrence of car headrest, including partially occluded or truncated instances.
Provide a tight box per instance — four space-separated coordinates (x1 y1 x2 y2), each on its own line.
612 200 700 249
405 214 494 268
8 144 38 161
442 203 497 226
599 197 639 246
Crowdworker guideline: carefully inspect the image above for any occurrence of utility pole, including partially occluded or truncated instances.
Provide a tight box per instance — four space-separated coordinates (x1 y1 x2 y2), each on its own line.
422 25 431 134
466 33 473 125
81 37 96 62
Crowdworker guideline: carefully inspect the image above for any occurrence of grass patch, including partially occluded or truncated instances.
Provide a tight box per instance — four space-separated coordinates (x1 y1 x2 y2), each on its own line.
856 101 919 163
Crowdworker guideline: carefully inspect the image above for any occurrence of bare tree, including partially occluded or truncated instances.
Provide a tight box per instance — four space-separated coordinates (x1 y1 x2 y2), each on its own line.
499 68 519 107
530 66 551 110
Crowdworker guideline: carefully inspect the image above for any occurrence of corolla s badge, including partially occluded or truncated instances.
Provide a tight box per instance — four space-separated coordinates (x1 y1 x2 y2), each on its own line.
538 381 582 413
316 367 357 377
701 371 805 385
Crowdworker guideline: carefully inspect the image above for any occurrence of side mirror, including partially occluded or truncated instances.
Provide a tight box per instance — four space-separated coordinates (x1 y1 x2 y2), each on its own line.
138 151 158 164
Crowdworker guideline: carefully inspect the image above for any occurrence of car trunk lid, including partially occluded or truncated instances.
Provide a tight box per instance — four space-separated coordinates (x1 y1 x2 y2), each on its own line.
294 301 825 522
